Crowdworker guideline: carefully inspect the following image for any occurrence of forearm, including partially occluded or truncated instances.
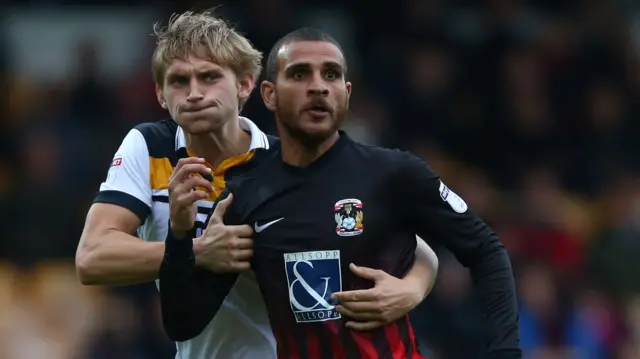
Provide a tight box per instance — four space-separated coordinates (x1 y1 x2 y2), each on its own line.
76 231 165 285
403 237 438 298
470 237 521 357
160 228 238 342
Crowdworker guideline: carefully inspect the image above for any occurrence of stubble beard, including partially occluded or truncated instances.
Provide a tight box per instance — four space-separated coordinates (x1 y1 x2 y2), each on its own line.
275 100 348 148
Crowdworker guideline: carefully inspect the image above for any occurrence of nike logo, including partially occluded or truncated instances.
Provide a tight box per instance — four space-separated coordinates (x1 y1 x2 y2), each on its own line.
254 218 284 233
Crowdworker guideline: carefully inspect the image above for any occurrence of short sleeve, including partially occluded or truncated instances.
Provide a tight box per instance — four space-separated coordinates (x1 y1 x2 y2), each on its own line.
94 128 152 222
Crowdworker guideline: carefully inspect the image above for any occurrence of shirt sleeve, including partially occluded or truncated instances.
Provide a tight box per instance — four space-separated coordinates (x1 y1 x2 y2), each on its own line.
394 152 522 359
159 189 239 342
93 128 152 222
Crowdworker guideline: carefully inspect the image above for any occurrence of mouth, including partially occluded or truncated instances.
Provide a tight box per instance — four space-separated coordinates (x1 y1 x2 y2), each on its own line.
183 105 214 113
304 104 331 118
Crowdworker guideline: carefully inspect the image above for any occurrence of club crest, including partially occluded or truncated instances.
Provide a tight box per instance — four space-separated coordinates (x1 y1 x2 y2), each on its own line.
334 198 364 237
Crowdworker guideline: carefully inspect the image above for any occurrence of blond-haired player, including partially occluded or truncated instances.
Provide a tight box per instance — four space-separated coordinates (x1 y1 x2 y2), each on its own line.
76 10 438 359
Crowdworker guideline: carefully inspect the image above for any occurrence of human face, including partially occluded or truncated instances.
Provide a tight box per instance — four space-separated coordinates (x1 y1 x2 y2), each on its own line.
261 41 351 143
156 55 254 134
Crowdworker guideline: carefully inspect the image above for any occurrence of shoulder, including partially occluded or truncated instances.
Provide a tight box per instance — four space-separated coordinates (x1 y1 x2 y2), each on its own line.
265 134 280 149
245 134 280 165
131 119 179 159
348 141 423 172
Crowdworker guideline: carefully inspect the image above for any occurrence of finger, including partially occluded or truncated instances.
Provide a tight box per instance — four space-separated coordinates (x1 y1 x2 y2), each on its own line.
230 261 251 271
230 237 254 250
173 157 205 174
177 176 214 193
170 164 211 185
178 164 213 181
209 193 233 225
332 289 377 302
230 249 253 261
171 158 206 180
349 263 387 281
337 300 381 313
230 224 254 237
176 191 209 205
345 320 384 331
335 305 380 321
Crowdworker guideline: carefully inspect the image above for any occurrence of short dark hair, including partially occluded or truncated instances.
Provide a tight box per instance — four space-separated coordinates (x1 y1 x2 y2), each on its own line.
265 27 347 83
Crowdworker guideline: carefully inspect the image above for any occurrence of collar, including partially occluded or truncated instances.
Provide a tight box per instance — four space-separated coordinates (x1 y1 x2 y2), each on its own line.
174 117 270 152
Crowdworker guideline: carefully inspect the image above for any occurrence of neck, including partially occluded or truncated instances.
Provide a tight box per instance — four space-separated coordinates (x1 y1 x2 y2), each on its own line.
280 130 340 167
186 117 252 167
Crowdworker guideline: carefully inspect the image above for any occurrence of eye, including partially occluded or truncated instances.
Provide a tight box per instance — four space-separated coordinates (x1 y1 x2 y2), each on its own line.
324 70 339 81
170 76 188 85
292 70 307 79
204 73 219 82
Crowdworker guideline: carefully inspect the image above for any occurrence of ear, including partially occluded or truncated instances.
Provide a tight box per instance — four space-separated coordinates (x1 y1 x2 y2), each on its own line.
345 81 352 109
238 74 255 102
260 80 277 112
155 84 167 109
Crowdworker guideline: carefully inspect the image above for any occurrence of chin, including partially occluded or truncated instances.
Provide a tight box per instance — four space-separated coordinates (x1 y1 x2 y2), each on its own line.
291 122 338 144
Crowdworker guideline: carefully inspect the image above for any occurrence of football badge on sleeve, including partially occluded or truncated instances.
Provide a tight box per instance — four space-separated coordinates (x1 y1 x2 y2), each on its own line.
105 157 123 184
334 198 364 237
111 157 123 167
439 181 468 213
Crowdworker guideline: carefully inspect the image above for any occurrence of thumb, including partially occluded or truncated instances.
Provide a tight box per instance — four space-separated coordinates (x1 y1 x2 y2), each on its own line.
349 263 386 281
209 193 233 225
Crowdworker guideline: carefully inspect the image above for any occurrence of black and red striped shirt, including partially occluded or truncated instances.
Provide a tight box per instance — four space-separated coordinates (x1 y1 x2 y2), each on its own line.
160 132 521 359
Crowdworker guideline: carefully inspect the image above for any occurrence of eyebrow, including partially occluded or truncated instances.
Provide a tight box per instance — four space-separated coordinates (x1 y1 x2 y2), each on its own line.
166 67 221 82
165 72 187 82
285 61 344 72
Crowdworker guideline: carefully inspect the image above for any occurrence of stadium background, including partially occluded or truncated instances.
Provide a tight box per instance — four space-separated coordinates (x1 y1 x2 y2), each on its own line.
2 0 640 358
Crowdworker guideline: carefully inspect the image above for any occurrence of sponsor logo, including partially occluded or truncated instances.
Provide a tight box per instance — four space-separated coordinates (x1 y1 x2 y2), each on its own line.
284 250 342 323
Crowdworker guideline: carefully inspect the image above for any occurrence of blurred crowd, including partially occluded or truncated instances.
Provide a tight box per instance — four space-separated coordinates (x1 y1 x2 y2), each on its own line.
2 0 640 358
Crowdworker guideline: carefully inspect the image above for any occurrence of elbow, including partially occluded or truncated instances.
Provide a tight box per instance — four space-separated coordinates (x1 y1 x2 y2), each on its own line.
486 233 510 259
75 247 101 285
470 233 512 269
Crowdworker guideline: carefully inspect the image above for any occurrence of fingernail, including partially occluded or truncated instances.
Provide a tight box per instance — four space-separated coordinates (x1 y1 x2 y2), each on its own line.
206 167 212 172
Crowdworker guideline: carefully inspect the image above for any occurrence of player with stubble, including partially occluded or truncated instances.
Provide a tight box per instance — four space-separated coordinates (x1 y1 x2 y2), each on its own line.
161 27 522 359
78 11 440 359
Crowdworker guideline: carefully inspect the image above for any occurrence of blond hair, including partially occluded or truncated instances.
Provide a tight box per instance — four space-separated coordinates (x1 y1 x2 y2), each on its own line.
152 10 263 109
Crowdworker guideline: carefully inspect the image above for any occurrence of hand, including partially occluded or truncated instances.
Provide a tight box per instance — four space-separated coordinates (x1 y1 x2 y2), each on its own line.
168 157 214 237
331 263 423 331
194 194 254 273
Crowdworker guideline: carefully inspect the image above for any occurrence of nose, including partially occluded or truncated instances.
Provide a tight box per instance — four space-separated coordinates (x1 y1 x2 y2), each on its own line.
307 73 329 97
186 78 204 102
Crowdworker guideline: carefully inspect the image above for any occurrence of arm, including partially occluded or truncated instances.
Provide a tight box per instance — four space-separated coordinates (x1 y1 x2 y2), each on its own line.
397 153 521 358
402 236 438 299
77 204 164 285
159 190 240 342
331 236 438 330
160 227 238 341
76 128 159 285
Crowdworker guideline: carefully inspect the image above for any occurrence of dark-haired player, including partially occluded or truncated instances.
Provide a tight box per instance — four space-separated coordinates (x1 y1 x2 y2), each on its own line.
161 28 521 359
79 11 438 359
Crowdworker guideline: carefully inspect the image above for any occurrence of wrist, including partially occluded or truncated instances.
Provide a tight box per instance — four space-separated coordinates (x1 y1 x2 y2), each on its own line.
169 224 193 239
192 238 203 265
164 224 196 263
